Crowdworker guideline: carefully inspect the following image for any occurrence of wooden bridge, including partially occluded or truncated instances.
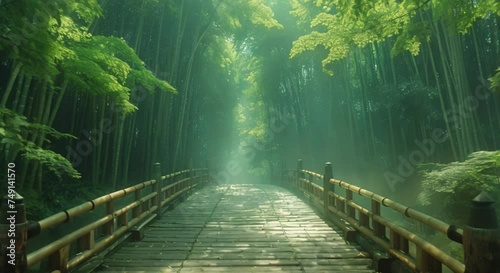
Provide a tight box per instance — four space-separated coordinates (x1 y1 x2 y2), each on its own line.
1 161 499 273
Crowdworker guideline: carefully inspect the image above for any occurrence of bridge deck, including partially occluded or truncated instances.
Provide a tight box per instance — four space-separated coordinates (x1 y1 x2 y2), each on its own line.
95 184 375 272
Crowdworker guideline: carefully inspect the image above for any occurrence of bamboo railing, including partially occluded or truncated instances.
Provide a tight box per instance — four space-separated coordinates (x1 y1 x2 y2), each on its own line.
1 163 210 273
281 160 499 273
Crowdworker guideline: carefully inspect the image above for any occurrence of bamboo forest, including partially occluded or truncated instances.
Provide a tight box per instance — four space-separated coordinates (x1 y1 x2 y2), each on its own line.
0 0 500 272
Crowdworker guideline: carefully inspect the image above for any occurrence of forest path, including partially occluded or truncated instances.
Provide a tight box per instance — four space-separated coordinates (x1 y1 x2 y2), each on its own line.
95 184 375 272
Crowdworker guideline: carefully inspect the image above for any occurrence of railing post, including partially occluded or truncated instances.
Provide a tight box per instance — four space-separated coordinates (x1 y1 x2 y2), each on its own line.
346 190 355 218
416 247 441 273
371 200 385 238
463 191 500 273
296 159 303 188
280 162 286 186
49 245 69 273
308 173 313 194
0 192 28 273
104 201 115 235
77 230 95 253
323 162 333 214
206 159 210 183
133 189 142 219
154 162 162 220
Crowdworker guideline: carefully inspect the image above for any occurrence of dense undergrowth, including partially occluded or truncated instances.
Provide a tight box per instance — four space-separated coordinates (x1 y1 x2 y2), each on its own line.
22 181 115 221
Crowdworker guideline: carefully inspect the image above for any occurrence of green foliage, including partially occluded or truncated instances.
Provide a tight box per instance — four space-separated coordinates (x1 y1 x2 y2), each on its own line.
290 0 500 74
202 34 237 70
23 142 81 179
234 62 271 142
126 68 177 95
22 189 52 220
0 0 174 114
490 68 500 92
60 34 176 112
290 0 409 74
248 159 271 176
432 0 500 33
217 0 283 31
417 151 500 221
0 107 80 179
372 80 439 121
290 0 323 29
23 180 113 220
392 21 431 56
72 0 103 24
53 14 177 112
0 0 102 77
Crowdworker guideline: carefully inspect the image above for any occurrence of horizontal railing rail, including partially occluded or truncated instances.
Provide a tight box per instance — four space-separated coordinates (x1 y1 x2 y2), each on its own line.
281 159 500 273
1 163 210 273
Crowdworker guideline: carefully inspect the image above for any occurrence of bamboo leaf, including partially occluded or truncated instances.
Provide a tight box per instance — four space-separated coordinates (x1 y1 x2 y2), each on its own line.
489 67 500 92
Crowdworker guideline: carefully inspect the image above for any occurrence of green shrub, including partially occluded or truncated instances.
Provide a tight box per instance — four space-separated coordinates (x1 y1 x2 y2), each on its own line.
417 151 500 223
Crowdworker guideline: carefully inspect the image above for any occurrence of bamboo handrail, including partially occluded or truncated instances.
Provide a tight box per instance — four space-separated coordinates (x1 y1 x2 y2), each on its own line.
22 165 210 273
283 166 466 273
298 169 462 239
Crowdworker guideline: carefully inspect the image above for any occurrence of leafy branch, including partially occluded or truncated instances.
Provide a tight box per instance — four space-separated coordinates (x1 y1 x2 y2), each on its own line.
0 107 80 179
